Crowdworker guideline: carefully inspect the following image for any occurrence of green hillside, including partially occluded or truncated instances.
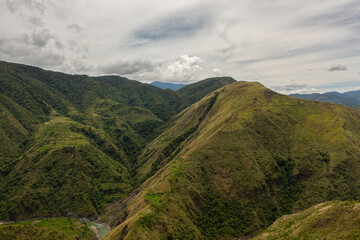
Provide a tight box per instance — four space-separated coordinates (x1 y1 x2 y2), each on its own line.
0 218 95 240
0 113 132 220
104 81 360 240
252 201 360 239
0 61 235 222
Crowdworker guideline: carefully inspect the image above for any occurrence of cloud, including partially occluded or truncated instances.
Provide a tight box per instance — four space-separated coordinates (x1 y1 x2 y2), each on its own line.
167 55 202 74
212 68 222 77
132 7 212 44
97 55 204 83
6 0 46 14
27 16 44 26
328 64 347 72
67 40 88 54
300 1 360 29
0 31 65 67
164 55 203 82
68 24 83 33
67 60 94 73
5 0 47 27
269 83 320 94
0 41 65 66
271 83 308 92
98 59 160 75
6 0 17 14
1 0 360 92
28 29 64 49
31 29 52 47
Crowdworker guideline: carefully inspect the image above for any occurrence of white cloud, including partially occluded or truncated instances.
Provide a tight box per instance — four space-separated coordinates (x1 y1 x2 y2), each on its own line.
97 55 204 83
269 83 321 94
0 0 359 91
212 68 222 77
165 55 202 81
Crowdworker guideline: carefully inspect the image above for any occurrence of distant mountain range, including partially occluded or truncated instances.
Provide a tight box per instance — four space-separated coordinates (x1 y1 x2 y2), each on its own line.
150 81 187 90
290 90 360 109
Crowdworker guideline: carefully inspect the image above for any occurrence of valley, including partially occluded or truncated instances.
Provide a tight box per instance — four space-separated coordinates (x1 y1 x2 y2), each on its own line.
1 61 360 239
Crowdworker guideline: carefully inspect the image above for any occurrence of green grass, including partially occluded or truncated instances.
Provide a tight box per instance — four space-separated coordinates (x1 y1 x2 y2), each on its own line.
144 190 165 208
87 221 109 239
0 218 95 240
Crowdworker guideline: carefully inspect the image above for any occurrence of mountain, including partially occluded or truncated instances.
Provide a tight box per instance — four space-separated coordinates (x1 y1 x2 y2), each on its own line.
344 90 360 99
104 81 360 239
150 81 187 91
290 90 360 108
176 77 236 111
0 61 235 221
252 201 360 239
2 60 360 239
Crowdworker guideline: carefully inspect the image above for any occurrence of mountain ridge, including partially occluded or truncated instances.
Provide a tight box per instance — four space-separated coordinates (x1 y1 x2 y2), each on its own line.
290 90 360 108
150 81 187 91
104 81 360 239
0 60 236 222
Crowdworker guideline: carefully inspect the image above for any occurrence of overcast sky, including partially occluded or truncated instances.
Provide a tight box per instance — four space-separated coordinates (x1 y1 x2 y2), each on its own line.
1 0 360 93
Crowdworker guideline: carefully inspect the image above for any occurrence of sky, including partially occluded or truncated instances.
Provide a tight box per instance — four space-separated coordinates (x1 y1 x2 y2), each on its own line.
0 0 360 94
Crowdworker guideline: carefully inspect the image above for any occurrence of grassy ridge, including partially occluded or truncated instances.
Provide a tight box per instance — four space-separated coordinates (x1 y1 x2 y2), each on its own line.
252 201 360 239
104 81 360 239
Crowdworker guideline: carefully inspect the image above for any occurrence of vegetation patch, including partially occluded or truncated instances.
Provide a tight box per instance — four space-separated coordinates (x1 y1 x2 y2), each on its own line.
252 201 360 240
0 218 95 240
144 190 165 208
